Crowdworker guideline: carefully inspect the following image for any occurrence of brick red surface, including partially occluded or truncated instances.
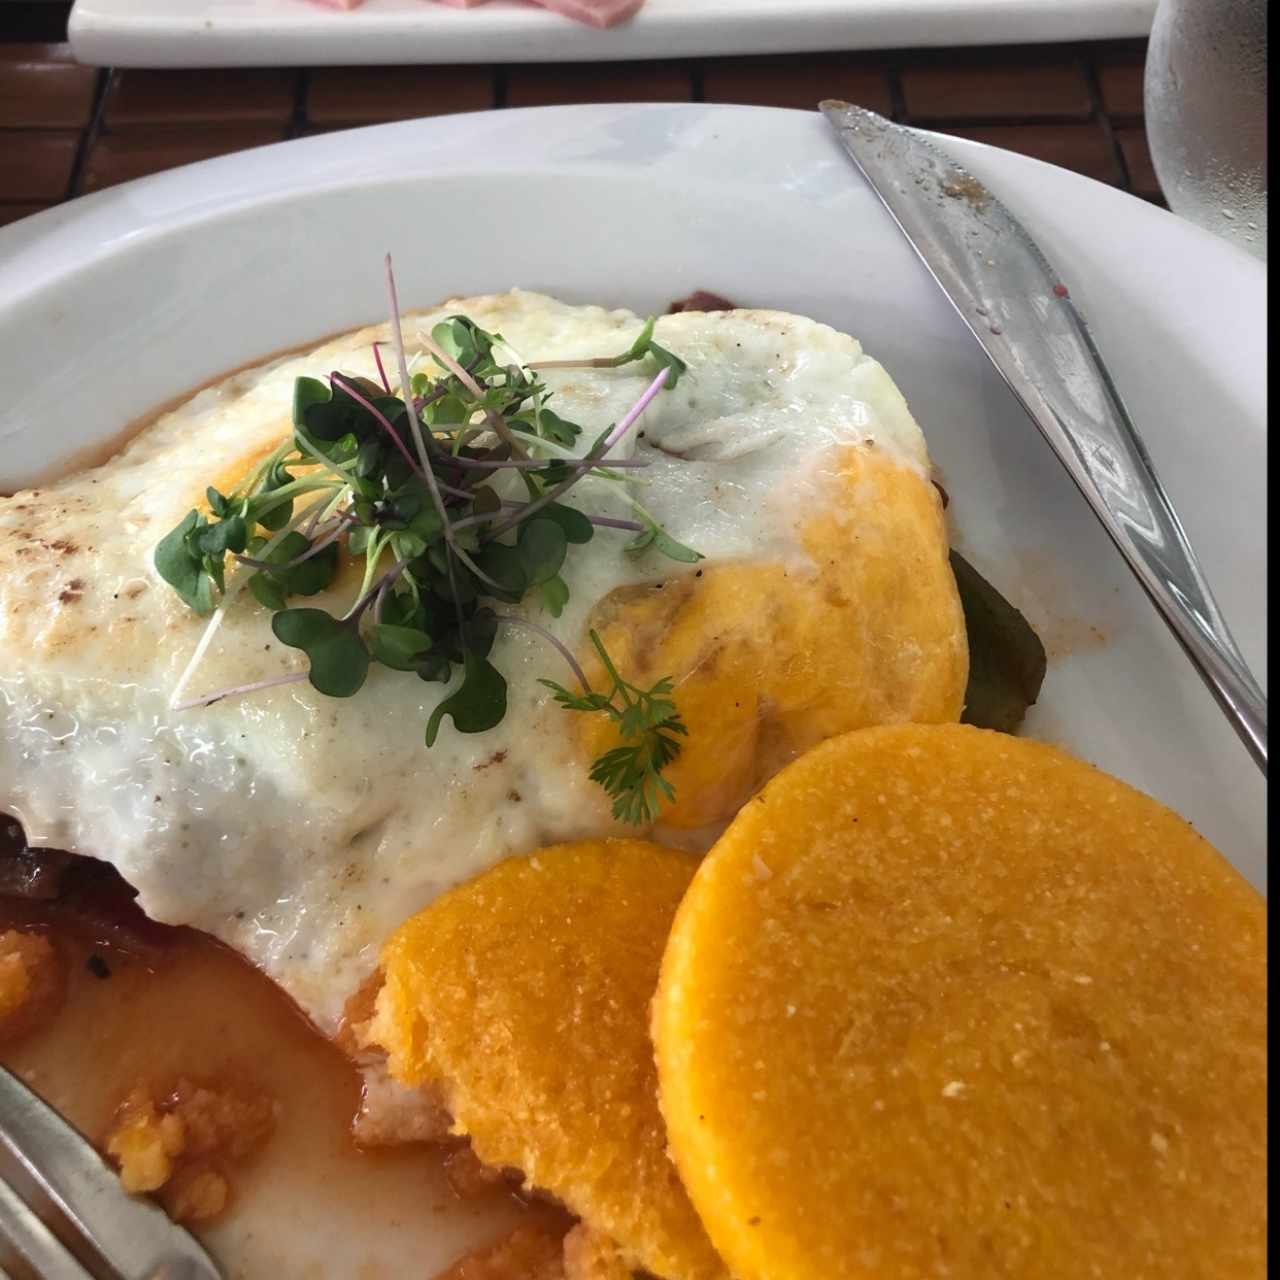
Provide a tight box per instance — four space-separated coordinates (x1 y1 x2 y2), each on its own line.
105 67 297 125
1115 124 1163 199
0 43 95 128
306 65 495 123
901 51 1092 121
703 53 893 114
0 200 52 226
1096 39 1148 119
82 124 287 192
506 59 693 105
1 128 79 199
1 38 1167 230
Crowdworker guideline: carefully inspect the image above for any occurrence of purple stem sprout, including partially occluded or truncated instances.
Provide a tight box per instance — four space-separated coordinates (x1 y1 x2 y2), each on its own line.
384 255 455 537
347 554 416 623
495 615 591 694
372 342 392 394
234 511 355 571
480 366 669 542
443 453 650 472
331 373 426 481
585 515 645 531
172 670 310 713
496 498 641 530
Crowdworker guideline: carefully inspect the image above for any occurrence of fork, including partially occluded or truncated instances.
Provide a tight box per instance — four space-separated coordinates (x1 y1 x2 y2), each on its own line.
0 1066 221 1280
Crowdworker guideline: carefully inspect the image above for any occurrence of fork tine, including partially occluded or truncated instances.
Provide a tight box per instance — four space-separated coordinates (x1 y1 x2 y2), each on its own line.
0 1176 94 1280
0 1068 221 1280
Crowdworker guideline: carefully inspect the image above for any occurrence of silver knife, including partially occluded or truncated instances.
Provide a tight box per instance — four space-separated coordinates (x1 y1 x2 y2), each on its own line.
820 100 1267 775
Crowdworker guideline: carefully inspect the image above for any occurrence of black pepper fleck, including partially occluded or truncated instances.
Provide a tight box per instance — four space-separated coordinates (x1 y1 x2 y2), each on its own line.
86 954 111 980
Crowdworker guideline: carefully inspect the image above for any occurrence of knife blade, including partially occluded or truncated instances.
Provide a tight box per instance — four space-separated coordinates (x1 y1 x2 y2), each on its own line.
819 99 1267 774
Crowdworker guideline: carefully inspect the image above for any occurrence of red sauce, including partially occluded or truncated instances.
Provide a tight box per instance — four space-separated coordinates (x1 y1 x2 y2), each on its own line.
0 839 549 1277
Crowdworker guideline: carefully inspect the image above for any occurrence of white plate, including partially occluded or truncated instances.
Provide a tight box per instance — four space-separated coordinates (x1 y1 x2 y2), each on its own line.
68 0 1158 67
0 104 1265 1275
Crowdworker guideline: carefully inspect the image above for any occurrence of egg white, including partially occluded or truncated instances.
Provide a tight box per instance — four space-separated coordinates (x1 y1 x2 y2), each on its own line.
0 292 929 1029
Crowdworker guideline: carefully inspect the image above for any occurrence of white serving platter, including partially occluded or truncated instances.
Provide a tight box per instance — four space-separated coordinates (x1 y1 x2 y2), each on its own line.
68 0 1158 68
0 103 1265 1275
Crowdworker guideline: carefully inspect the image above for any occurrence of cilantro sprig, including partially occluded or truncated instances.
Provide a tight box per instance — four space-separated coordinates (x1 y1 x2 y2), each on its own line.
155 258 698 822
541 629 688 826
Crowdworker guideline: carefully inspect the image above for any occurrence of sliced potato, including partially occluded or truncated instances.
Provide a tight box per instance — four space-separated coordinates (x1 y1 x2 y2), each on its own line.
370 839 727 1280
654 724 1266 1280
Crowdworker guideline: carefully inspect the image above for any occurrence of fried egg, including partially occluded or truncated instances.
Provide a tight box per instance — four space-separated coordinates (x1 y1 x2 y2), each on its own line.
0 292 965 1030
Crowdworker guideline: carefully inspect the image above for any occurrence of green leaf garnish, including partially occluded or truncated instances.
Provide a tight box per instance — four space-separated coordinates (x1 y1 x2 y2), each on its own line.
370 623 434 672
246 531 339 611
247 569 288 613
154 510 217 615
645 341 687 388
951 549 1047 733
626 508 704 564
425 652 508 746
155 262 694 808
431 316 495 372
292 376 332 426
537 502 594 545
541 629 686 825
517 517 568 586
193 512 247 559
540 574 570 617
474 542 529 604
619 317 657 363
533 407 582 447
612 317 689 388
272 608 370 698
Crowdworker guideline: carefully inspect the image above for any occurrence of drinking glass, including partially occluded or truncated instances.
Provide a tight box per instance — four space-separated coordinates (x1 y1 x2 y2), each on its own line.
1143 0 1267 260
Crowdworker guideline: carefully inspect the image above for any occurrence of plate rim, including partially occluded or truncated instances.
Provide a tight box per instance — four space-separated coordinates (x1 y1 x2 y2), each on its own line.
0 102 1267 297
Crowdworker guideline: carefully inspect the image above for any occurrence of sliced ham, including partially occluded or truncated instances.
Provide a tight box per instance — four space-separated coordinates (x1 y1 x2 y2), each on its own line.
526 0 645 25
306 0 645 28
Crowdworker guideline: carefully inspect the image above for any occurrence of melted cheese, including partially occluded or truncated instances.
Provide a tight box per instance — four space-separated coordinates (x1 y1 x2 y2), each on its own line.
0 292 950 1029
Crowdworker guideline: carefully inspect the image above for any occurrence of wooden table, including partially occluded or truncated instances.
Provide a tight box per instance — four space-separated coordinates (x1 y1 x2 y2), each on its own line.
1 4 1158 230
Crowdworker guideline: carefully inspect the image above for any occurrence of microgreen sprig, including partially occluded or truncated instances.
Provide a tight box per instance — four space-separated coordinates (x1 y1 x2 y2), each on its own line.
541 629 689 826
529 316 689 389
153 259 700 822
